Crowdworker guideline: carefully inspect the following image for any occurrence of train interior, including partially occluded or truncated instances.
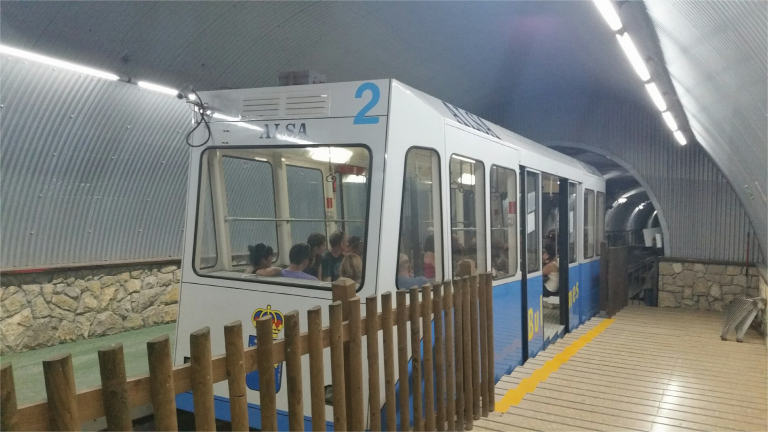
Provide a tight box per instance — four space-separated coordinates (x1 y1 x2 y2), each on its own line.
195 146 371 288
540 172 565 340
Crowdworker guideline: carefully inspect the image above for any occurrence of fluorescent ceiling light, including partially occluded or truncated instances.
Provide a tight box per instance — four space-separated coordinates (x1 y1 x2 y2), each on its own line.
673 130 687 145
662 111 678 131
593 0 623 31
137 81 178 96
617 197 627 204
212 113 263 131
616 33 650 81
0 44 119 81
453 155 475 163
460 173 475 186
645 82 666 112
308 147 352 164
344 174 367 183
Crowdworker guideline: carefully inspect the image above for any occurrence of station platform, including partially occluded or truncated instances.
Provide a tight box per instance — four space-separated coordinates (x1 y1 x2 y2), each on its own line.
480 306 767 432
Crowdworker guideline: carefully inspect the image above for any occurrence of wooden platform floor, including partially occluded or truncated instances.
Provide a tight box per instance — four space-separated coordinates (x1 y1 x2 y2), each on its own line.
479 306 768 432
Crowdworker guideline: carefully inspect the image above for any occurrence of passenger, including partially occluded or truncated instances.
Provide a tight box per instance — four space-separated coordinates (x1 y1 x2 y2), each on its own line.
339 253 363 284
305 232 327 279
248 243 281 277
423 234 436 279
396 253 429 290
322 230 348 282
542 242 559 297
279 243 318 281
348 235 364 257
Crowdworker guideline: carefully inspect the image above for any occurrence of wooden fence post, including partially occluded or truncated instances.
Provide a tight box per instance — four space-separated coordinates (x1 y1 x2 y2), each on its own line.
462 277 474 430
1 363 18 431
396 290 410 431
42 353 79 431
333 277 356 428
422 284 435 431
190 327 216 432
380 292 397 432
453 279 465 432
433 283 446 431
256 317 278 431
366 295 382 432
98 343 132 431
147 335 178 431
409 286 423 431
443 281 456 432
224 321 250 432
307 306 326 432
285 311 304 431
485 274 495 413
470 275 481 422
329 301 348 431
478 275 489 418
348 297 365 432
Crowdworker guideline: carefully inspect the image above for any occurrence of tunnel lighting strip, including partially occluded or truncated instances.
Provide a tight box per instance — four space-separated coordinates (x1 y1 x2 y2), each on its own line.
0 44 119 81
592 1 687 145
137 80 179 96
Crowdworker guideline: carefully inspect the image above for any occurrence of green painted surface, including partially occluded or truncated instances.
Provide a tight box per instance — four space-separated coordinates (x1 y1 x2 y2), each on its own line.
0 324 177 406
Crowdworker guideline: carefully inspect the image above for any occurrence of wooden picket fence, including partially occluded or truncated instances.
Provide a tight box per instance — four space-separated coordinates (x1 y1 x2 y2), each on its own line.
0 273 496 432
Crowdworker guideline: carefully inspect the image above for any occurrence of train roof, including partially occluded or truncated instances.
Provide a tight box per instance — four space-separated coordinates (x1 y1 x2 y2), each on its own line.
395 80 603 179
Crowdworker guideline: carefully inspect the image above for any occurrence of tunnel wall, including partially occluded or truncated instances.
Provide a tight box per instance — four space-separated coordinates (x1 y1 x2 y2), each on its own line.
484 90 764 263
0 262 180 353
0 58 190 269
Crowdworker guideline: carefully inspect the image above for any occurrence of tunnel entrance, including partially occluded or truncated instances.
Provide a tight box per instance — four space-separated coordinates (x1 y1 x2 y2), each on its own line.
550 145 664 306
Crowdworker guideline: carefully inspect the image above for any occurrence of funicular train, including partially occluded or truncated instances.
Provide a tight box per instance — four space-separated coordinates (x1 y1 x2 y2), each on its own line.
175 79 606 429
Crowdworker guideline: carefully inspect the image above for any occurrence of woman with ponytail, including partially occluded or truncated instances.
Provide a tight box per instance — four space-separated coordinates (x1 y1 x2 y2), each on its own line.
248 243 281 277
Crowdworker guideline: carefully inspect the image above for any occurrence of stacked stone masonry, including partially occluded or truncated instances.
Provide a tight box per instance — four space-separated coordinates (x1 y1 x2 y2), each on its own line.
657 261 760 311
1 263 180 354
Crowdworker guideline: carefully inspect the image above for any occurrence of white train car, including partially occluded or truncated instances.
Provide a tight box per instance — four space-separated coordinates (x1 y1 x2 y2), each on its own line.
175 79 605 429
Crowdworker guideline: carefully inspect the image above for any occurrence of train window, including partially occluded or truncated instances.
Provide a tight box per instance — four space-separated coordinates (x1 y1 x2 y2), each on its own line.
197 158 218 269
450 155 486 277
584 189 595 258
541 172 558 265
287 166 326 246
490 166 518 280
525 171 540 273
223 156 279 267
596 191 605 256
397 148 443 289
194 146 371 290
568 182 577 264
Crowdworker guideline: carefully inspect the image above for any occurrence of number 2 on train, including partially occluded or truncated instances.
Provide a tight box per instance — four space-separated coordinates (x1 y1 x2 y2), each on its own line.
354 82 380 124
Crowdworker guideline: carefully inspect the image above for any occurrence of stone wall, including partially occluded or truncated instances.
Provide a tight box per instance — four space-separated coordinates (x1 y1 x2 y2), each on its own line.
657 261 760 311
1 262 180 354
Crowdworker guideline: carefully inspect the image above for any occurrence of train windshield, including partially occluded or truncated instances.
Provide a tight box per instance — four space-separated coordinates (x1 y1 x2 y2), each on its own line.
194 145 371 290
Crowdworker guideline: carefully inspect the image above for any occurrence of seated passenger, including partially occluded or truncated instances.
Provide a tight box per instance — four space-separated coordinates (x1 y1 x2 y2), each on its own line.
396 253 429 290
248 243 281 277
339 253 363 284
322 230 348 282
423 235 436 279
542 242 559 297
280 243 318 281
348 236 364 257
305 232 327 279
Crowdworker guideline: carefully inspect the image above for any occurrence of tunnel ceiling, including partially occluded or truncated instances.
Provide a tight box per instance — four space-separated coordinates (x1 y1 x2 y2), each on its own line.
1 1 765 258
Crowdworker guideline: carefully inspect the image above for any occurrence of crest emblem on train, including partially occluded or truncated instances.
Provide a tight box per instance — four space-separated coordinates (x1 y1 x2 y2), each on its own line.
246 305 285 393
252 305 285 338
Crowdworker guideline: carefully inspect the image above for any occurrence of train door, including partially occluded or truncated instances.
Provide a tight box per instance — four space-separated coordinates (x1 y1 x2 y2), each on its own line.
563 180 580 332
540 173 565 344
444 124 522 377
519 168 544 359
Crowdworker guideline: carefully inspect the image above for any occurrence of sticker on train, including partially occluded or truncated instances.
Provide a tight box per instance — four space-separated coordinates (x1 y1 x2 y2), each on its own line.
246 305 285 392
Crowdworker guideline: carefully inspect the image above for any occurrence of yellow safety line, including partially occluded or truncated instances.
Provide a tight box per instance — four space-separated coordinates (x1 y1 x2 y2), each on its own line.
495 318 616 412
